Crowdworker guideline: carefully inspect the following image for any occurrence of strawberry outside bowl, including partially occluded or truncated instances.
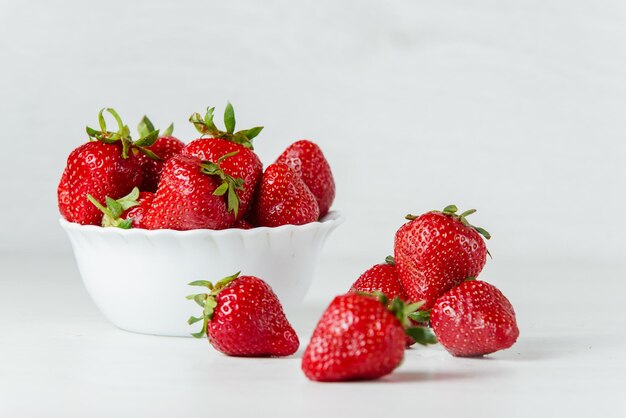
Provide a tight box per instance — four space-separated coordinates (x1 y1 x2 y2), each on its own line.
60 211 343 337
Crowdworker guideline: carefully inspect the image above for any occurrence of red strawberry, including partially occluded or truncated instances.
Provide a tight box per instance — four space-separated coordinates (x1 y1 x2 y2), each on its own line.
136 116 184 192
252 163 320 227
349 256 417 347
187 272 299 357
58 167 71 221
122 192 154 228
301 293 407 382
430 279 519 357
183 138 261 219
232 219 254 229
58 109 160 225
143 154 243 230
394 205 490 309
87 187 154 229
185 104 264 218
276 140 335 218
350 256 408 302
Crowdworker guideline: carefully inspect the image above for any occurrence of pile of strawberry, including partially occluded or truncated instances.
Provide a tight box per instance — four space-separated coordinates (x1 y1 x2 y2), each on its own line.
58 104 335 230
185 205 519 383
58 104 520 383
302 205 520 381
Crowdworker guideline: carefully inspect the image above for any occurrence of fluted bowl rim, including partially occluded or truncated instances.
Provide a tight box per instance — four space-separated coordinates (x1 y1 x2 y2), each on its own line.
59 210 344 237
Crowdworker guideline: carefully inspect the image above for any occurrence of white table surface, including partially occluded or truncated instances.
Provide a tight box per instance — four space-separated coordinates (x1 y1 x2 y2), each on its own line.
1 253 624 417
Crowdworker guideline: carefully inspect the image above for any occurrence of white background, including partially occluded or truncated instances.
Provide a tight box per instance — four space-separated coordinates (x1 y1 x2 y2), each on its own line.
1 1 625 417
1 0 624 263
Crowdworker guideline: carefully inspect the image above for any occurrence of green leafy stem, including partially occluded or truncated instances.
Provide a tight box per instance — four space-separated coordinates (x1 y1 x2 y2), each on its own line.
86 108 161 160
86 187 141 229
406 204 491 240
189 102 263 150
359 291 438 346
199 151 245 218
186 272 241 338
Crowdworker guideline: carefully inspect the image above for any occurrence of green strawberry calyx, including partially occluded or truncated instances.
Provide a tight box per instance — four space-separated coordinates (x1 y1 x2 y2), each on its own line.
408 308 431 324
199 151 245 218
138 115 174 139
189 102 263 150
186 272 241 338
86 187 140 229
86 108 162 160
385 255 395 266
386 296 437 346
356 291 438 346
406 204 491 240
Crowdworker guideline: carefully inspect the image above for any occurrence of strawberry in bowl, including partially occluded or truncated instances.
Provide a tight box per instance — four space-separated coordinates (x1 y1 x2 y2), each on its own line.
134 116 184 193
58 108 159 225
59 104 343 336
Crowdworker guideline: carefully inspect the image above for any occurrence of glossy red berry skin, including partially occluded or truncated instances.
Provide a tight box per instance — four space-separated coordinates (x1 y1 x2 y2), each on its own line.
431 280 519 357
121 192 154 229
350 262 416 347
276 140 335 218
58 167 71 221
58 141 143 225
350 263 407 301
137 136 184 192
252 163 319 227
394 212 487 309
143 155 236 230
182 138 262 219
301 293 405 382
232 219 254 229
207 276 299 357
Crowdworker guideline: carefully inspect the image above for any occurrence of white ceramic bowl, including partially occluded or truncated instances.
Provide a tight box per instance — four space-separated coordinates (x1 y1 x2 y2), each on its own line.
60 211 343 336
